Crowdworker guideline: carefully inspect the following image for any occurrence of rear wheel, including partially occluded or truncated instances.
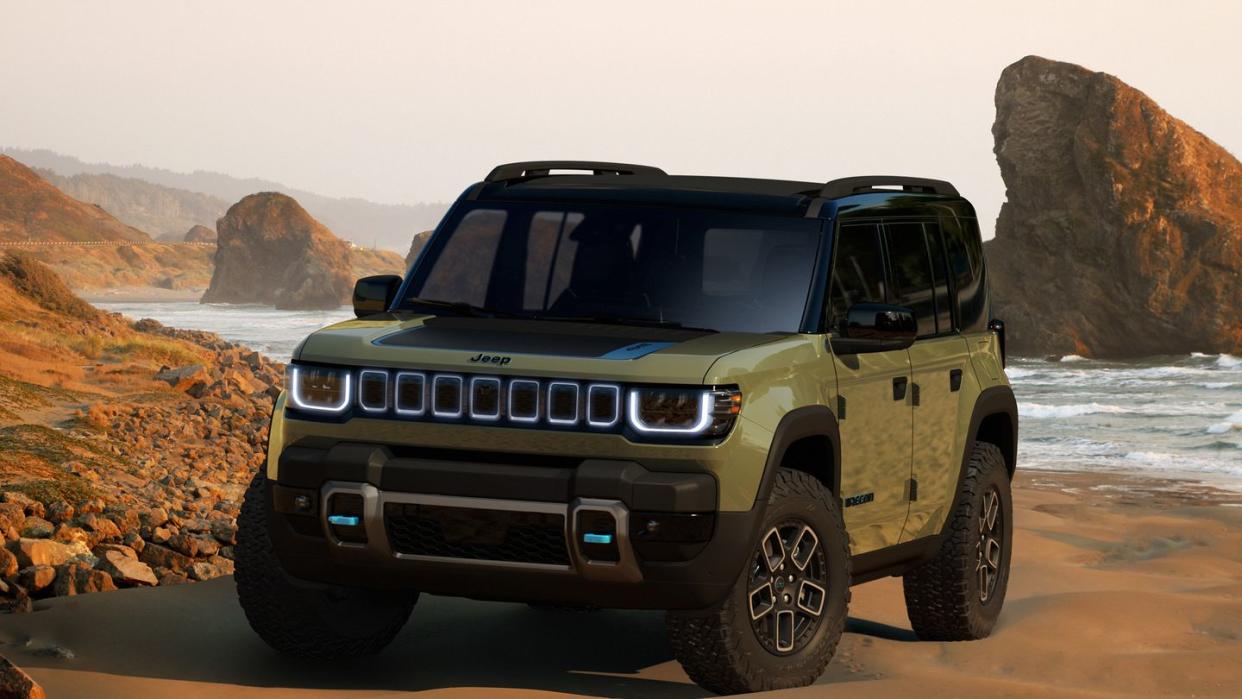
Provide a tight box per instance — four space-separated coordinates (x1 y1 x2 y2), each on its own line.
666 469 850 695
902 441 1012 641
235 469 417 659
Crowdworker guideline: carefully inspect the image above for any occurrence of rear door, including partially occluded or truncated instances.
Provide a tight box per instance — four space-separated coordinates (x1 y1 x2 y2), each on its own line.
827 222 913 555
882 221 973 543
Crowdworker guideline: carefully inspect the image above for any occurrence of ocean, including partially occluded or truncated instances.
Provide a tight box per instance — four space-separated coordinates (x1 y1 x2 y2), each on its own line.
97 302 1242 489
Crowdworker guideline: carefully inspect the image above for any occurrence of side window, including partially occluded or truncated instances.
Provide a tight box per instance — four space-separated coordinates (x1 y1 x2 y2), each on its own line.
883 222 938 338
923 222 953 334
419 209 506 306
943 217 988 333
827 223 886 332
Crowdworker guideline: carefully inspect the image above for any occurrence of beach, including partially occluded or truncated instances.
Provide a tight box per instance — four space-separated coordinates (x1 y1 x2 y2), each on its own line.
3 469 1240 698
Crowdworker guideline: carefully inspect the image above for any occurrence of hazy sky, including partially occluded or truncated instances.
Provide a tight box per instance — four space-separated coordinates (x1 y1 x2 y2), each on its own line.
3 1 1241 237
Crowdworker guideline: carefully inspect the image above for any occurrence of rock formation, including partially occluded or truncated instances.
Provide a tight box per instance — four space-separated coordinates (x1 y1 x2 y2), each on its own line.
985 56 1242 357
0 156 149 242
183 224 217 244
405 230 433 269
202 193 353 310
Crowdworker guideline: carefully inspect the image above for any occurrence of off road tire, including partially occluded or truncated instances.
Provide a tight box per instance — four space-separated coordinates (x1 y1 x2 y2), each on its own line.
902 441 1012 641
666 469 850 695
235 468 417 659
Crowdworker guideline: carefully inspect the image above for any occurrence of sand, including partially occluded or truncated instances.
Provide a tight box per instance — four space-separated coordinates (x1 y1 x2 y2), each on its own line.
2 470 1241 698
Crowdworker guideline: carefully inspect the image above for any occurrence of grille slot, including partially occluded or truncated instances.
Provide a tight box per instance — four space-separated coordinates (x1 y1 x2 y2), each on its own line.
432 375 464 417
547 382 580 425
395 372 426 415
384 503 570 566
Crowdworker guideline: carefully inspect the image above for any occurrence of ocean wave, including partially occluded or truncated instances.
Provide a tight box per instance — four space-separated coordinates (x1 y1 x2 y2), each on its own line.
1018 403 1135 418
1206 411 1242 434
1218 354 1242 369
1060 354 1090 363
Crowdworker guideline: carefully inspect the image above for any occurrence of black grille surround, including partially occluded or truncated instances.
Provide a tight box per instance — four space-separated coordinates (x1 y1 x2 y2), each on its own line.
383 502 570 566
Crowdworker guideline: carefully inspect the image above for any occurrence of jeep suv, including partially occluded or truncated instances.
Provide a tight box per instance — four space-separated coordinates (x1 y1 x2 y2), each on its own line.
236 161 1018 695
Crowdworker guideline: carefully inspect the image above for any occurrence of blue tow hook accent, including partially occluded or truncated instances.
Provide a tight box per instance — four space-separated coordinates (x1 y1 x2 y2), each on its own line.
328 515 361 527
583 533 613 545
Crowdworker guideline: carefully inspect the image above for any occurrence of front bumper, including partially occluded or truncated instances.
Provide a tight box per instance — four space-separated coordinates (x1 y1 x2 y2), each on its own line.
267 440 763 610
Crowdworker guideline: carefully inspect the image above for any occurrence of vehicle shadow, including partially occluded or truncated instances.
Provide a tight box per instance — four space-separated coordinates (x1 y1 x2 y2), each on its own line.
0 577 907 697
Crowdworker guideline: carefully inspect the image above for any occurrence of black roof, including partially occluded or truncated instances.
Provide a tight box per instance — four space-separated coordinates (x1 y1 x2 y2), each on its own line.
469 161 970 218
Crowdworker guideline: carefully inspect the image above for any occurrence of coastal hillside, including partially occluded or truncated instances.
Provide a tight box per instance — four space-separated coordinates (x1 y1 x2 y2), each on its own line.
36 169 229 241
0 157 148 243
4 148 448 252
0 253 281 610
204 192 404 310
985 56 1242 358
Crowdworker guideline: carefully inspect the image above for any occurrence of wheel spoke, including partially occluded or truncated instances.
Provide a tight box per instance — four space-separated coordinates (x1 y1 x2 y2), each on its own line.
749 582 775 621
977 562 991 602
985 536 1002 570
797 580 826 617
761 528 786 573
775 609 795 652
790 525 819 571
985 491 999 531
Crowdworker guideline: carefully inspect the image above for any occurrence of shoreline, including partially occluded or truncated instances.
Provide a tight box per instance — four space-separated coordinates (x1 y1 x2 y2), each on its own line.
77 286 205 303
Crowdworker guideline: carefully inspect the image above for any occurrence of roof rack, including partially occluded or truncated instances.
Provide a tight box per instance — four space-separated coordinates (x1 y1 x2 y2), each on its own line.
484 160 666 183
820 176 958 199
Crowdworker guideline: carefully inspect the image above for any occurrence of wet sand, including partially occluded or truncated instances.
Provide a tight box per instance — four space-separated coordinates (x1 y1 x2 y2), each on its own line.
2 471 1241 698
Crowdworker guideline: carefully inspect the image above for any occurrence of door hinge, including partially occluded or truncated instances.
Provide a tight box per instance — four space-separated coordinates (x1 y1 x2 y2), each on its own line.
911 382 921 407
908 478 919 502
836 394 846 420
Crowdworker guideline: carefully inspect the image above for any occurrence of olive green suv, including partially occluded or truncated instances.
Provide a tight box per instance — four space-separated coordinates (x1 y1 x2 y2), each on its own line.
235 161 1018 695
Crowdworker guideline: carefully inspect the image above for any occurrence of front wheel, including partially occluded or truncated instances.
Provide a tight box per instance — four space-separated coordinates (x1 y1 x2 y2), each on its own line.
666 469 850 695
234 469 417 659
902 441 1013 641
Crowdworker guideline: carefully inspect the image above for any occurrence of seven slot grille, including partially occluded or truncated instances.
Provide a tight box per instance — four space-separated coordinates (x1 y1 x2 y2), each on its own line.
356 370 621 427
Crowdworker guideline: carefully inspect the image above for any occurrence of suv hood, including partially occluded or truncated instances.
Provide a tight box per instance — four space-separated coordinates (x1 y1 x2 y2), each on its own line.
295 314 784 384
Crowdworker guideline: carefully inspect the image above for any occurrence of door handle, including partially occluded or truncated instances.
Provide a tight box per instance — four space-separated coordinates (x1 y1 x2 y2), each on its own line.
892 376 908 401
950 369 963 392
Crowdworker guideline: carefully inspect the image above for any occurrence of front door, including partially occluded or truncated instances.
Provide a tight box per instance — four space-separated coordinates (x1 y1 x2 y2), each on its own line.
827 222 913 555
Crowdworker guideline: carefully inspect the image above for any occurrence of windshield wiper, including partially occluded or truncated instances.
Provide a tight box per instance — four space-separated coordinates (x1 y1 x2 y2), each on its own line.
531 313 718 333
402 297 516 318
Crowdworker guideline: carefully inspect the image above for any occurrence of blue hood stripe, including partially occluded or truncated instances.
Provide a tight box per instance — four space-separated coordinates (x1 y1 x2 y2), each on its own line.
599 342 676 360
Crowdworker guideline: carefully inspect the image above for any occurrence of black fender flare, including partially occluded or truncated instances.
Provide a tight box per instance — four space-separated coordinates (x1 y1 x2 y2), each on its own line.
958 385 1018 483
751 404 842 509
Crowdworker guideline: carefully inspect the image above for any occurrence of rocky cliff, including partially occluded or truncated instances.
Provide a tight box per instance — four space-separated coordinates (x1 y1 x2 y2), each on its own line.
202 193 353 310
37 169 228 241
986 56 1242 357
0 254 282 610
405 230 433 268
0 157 149 243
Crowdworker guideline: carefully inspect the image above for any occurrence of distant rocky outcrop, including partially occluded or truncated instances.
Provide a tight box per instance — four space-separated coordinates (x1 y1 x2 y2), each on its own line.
183 225 217 244
405 230 433 268
202 193 353 310
0 156 149 242
36 169 228 241
986 56 1242 358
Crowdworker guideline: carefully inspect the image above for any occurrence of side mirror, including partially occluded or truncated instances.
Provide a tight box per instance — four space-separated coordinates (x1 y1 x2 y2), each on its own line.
830 303 917 355
353 275 402 318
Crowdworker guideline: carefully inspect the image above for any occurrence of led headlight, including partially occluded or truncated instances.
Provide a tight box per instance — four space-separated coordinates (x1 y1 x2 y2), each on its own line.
288 365 352 413
627 387 741 437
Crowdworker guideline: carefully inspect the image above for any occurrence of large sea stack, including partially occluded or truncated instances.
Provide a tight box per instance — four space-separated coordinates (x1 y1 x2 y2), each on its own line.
202 193 353 310
985 56 1242 358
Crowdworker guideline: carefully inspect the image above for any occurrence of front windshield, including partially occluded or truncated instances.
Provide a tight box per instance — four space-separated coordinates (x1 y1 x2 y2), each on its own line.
399 203 824 334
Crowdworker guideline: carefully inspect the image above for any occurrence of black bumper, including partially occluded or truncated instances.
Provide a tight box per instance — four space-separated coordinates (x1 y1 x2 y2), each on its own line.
267 440 763 610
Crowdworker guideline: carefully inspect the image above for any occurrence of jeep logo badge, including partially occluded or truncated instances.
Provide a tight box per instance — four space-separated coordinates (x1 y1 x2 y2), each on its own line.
469 353 512 366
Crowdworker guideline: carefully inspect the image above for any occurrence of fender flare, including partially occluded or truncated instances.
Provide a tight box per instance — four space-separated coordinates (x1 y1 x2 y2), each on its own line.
751 404 842 509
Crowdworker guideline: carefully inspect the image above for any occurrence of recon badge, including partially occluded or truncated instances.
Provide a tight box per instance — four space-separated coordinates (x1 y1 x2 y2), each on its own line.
844 492 875 507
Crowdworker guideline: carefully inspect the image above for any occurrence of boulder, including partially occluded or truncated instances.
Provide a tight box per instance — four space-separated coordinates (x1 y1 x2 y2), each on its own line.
52 562 116 596
96 549 158 587
138 543 193 573
155 365 210 393
16 565 55 593
18 517 52 539
0 656 46 699
183 224 218 244
0 502 25 532
201 193 354 310
986 55 1242 357
0 547 17 578
11 538 93 568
